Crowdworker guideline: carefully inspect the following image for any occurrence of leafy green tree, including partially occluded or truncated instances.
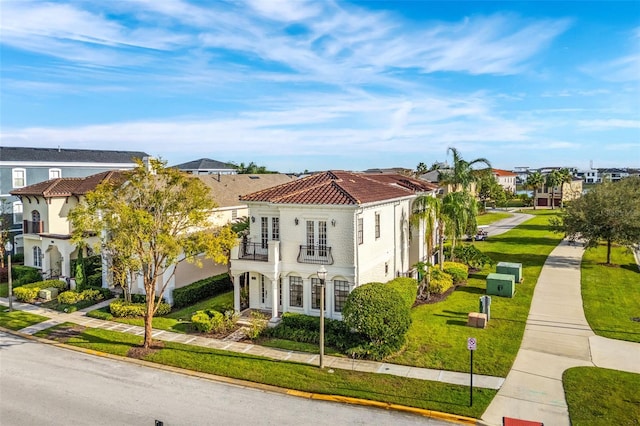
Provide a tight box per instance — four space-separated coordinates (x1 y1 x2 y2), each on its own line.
551 177 640 264
232 161 274 174
525 171 544 209
415 162 429 175
75 245 87 291
477 170 502 210
69 159 238 349
439 147 492 192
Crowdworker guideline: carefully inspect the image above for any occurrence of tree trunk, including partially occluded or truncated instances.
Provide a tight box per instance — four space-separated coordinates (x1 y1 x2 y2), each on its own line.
606 239 612 265
143 284 155 349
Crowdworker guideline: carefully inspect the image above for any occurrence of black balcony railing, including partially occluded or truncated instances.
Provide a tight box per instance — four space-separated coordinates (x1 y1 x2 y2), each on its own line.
238 242 268 262
297 245 333 265
23 220 44 234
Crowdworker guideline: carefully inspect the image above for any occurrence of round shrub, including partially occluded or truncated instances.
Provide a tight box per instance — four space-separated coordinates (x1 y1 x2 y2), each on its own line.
191 311 213 333
385 277 418 309
58 291 83 305
429 268 453 294
109 299 170 317
443 262 469 284
80 289 103 302
342 282 411 352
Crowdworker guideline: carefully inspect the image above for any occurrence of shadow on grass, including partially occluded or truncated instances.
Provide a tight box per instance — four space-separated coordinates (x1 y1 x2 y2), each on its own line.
621 263 640 273
455 286 484 295
486 236 561 247
446 320 468 326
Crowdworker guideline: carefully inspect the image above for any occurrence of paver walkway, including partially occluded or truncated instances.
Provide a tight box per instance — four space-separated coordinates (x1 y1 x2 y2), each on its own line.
0 298 505 390
481 240 640 426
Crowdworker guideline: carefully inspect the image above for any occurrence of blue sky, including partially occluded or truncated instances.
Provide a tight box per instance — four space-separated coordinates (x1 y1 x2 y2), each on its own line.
1 0 639 173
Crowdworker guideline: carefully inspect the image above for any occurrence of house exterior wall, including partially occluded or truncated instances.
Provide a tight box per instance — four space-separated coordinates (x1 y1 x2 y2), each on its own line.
230 196 419 320
534 179 583 207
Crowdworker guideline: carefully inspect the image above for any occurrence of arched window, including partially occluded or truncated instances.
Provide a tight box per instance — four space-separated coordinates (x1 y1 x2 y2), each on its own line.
33 246 42 268
32 210 41 222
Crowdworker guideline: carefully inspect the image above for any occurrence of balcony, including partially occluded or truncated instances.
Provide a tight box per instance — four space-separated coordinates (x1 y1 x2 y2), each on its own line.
23 220 44 234
238 242 269 262
297 245 333 265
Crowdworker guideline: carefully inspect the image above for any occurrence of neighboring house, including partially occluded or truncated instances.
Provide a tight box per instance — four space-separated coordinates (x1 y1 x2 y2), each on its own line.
492 169 517 194
229 171 438 322
10 171 122 281
512 166 530 184
599 168 630 183
172 158 237 175
533 178 583 207
577 168 599 184
0 146 148 255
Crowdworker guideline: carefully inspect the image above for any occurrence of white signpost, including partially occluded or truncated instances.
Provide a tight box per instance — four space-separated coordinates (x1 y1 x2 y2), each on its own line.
467 337 476 406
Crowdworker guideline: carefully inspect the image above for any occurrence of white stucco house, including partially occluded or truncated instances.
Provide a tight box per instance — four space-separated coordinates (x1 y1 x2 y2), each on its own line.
229 171 438 321
492 169 517 194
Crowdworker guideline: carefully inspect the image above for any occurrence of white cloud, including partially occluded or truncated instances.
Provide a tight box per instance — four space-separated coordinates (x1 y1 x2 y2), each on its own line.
578 119 640 130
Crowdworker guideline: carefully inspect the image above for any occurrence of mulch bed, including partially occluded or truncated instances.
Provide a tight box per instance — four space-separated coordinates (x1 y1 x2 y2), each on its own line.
46 324 87 343
413 282 469 307
127 341 165 359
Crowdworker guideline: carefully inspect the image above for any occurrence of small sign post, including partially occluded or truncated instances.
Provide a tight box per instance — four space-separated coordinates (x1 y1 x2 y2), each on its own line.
467 337 477 407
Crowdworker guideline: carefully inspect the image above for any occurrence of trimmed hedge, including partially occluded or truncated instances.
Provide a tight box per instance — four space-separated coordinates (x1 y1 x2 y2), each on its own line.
172 273 232 308
57 288 105 305
109 299 171 317
14 279 68 302
190 309 238 334
429 268 453 295
385 277 418 309
12 266 43 286
443 262 469 284
342 282 412 359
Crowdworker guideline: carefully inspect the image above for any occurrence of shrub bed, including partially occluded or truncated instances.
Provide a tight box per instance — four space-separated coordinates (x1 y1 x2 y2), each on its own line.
429 269 453 295
109 299 171 317
386 277 418 309
12 266 43 286
190 309 238 334
172 273 232 309
14 279 68 302
443 262 469 284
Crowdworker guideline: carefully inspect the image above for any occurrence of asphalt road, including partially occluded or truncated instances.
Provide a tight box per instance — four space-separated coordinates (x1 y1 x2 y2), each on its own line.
0 332 455 426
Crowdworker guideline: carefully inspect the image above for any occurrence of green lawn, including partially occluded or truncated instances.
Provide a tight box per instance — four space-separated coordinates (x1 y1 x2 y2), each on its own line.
0 305 48 330
37 323 496 418
0 283 7 298
257 337 343 356
563 367 640 425
476 212 512 225
86 291 234 334
387 210 562 377
581 245 640 343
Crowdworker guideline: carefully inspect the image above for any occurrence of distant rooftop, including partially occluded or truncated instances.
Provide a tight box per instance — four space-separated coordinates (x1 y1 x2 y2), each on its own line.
10 170 124 198
0 147 149 163
172 158 236 173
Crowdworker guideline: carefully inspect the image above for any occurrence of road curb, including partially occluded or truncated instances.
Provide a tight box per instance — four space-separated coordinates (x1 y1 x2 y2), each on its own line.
1 325 481 425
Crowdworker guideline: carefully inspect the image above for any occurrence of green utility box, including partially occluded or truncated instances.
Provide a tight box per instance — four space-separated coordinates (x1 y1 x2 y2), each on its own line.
486 273 515 297
496 262 523 283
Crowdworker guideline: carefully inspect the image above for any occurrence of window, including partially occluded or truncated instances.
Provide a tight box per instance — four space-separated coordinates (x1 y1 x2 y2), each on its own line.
260 275 266 304
32 210 41 222
306 220 314 255
334 280 349 312
12 168 26 188
272 217 279 241
311 277 323 309
231 209 237 220
318 220 327 256
49 168 61 179
375 213 380 239
357 217 363 244
289 276 303 307
261 217 268 249
33 246 42 268
13 201 23 224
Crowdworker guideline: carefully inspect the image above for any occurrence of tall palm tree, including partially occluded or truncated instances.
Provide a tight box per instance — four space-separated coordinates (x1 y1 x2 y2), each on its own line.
545 170 563 209
441 191 478 259
558 168 573 208
525 171 544 209
439 147 492 192
410 195 445 269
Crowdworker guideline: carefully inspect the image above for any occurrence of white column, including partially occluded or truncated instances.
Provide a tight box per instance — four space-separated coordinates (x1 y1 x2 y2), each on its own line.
271 278 278 319
233 275 241 313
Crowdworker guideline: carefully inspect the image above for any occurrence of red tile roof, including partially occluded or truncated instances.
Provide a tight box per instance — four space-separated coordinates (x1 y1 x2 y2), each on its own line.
10 170 124 198
492 168 517 177
240 171 437 205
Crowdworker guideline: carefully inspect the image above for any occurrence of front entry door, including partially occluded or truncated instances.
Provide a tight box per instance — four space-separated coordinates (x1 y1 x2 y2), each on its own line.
260 274 272 310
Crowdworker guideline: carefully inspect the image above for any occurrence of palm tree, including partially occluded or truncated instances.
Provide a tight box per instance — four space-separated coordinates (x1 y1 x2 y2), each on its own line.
410 195 445 269
525 171 544 210
545 170 563 209
558 168 573 208
441 191 478 259
439 147 492 192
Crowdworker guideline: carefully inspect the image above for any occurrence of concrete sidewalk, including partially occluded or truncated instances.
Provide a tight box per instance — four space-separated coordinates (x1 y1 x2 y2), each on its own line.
0 298 505 390
481 240 640 426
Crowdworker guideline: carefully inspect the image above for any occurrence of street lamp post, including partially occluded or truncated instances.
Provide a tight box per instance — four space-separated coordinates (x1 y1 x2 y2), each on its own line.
317 265 327 369
5 241 13 312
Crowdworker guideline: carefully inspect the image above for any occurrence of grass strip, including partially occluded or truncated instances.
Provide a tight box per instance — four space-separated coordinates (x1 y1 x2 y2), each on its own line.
581 245 640 343
476 212 512 225
37 324 495 418
563 367 640 425
0 306 49 330
388 210 562 377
